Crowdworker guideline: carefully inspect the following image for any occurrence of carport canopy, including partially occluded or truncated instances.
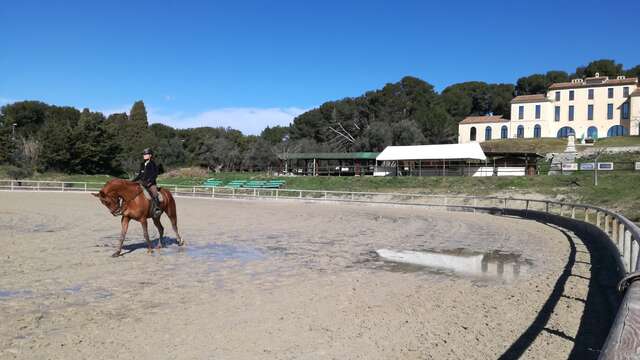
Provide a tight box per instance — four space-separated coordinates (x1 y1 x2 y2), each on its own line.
376 143 486 161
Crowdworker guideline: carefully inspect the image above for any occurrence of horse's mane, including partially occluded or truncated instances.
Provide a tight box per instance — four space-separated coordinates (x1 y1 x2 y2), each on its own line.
101 179 142 202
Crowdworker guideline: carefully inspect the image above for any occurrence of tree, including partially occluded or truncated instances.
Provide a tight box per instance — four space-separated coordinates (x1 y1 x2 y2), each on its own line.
116 100 153 174
577 59 623 78
68 109 121 174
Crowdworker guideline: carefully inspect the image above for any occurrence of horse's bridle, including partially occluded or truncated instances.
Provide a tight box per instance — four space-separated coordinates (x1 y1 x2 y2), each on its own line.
111 196 125 217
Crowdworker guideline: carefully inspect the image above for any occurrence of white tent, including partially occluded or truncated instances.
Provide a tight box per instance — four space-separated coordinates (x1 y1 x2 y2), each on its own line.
376 143 486 161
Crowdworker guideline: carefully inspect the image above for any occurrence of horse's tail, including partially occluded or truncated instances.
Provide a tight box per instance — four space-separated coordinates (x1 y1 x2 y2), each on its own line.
162 189 177 219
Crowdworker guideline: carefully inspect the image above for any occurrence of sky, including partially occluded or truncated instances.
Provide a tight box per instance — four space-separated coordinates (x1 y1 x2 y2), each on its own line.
1 0 639 134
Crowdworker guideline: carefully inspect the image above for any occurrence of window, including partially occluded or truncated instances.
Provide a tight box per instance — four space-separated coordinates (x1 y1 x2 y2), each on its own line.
607 103 614 120
470 127 476 141
517 125 524 139
569 90 574 101
485 126 492 140
623 87 629 97
622 102 630 119
587 126 598 140
535 104 540 119
557 126 575 138
608 88 614 98
554 106 560 121
501 125 508 139
607 125 627 137
518 106 524 120
569 105 574 121
533 125 541 138
555 91 560 101
588 89 594 100
588 104 594 120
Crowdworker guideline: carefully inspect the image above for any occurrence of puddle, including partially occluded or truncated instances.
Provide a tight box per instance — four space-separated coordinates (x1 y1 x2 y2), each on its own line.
172 243 265 264
370 248 533 282
0 290 33 300
63 285 83 294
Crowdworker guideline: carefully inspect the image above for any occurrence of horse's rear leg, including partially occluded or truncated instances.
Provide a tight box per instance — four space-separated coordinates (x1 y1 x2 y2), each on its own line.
140 219 154 254
153 217 164 248
169 215 184 246
165 196 184 246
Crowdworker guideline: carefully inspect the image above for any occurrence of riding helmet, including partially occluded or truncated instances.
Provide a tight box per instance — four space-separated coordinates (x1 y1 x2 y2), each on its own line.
142 148 154 155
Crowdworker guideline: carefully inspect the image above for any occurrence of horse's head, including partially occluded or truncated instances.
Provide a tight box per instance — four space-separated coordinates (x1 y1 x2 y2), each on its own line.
92 190 125 216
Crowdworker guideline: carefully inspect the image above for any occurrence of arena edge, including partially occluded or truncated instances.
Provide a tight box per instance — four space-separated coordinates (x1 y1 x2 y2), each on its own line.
459 74 640 143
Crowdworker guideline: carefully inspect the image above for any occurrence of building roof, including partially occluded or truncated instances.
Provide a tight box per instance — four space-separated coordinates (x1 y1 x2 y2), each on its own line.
278 152 379 160
376 143 486 161
459 115 510 125
510 94 549 104
548 76 638 90
630 88 640 97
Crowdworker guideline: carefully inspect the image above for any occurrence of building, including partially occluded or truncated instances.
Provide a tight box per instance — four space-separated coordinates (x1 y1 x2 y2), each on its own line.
278 152 379 176
458 74 640 143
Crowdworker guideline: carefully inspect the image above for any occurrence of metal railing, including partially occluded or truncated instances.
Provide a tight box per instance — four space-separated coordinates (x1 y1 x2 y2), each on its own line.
0 179 638 358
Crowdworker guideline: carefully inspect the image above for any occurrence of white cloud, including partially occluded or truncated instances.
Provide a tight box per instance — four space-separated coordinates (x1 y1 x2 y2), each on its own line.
149 107 308 135
163 95 175 101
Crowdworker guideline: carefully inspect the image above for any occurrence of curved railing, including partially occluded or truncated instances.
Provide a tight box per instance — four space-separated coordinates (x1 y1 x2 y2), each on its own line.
1 179 638 358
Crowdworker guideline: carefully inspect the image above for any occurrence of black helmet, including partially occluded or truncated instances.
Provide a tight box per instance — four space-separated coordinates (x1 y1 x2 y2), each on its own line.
142 148 154 155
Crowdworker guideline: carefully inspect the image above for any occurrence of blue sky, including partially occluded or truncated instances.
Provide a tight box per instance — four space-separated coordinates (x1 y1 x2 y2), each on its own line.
2 0 639 134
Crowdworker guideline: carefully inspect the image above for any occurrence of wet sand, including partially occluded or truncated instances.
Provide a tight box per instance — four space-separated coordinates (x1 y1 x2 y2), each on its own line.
0 192 611 359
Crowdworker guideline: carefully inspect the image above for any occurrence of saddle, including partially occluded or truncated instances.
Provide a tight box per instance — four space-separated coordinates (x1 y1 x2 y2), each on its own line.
141 186 164 202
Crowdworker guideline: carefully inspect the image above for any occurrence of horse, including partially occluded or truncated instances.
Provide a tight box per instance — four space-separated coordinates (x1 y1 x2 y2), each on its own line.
93 179 184 257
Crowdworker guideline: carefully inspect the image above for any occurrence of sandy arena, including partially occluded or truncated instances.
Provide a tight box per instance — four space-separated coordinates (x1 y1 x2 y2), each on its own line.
0 192 618 359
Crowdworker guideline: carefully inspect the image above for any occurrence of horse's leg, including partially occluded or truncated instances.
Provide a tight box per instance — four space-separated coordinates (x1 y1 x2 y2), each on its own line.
113 216 130 257
169 215 184 246
165 194 184 246
153 217 164 248
140 218 154 254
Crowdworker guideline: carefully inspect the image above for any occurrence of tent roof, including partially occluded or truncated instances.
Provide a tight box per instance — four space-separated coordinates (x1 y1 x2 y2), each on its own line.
278 152 379 160
376 143 486 161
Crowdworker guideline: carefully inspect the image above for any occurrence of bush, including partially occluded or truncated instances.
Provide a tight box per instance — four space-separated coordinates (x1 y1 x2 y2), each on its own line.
6 165 34 180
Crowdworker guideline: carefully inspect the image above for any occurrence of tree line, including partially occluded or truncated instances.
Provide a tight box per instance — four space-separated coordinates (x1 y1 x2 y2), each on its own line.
1 59 638 176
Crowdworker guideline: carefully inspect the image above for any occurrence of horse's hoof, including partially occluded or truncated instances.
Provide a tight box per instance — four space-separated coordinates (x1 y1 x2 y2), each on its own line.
111 251 121 258
147 249 154 254
178 240 185 246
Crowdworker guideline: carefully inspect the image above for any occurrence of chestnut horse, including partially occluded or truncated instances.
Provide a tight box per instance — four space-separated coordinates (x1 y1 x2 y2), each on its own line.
93 179 184 257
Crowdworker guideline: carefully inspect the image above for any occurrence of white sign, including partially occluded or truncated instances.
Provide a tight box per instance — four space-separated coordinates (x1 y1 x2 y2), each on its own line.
562 163 578 171
636 162 640 171
597 162 614 171
580 163 595 171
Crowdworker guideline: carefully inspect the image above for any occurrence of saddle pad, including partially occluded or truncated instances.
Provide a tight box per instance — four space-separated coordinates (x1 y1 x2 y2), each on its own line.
141 186 164 202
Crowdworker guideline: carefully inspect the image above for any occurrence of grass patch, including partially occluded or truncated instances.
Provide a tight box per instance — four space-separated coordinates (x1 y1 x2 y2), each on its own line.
481 138 567 154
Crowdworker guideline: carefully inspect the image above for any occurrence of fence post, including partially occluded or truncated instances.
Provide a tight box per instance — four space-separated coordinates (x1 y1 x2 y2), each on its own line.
84 183 87 192
212 186 215 198
254 188 257 197
37 181 40 192
10 180 14 191
473 198 477 214
545 201 549 213
299 191 302 199
596 211 601 228
61 182 64 192
175 186 178 194
351 192 354 201
619 224 626 253
192 186 195 197
275 189 279 199
612 218 618 240
559 204 564 217
323 191 326 200
571 206 576 219
624 230 632 272
633 239 639 272
604 215 610 234
584 208 589 222
232 188 236 198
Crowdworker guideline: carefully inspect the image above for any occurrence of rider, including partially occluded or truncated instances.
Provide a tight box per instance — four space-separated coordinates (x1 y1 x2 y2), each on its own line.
133 148 162 218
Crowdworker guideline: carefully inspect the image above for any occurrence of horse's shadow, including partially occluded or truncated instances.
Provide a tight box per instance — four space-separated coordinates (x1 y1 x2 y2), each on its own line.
121 237 181 255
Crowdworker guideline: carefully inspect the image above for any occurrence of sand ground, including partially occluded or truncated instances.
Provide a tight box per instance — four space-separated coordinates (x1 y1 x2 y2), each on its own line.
0 192 614 359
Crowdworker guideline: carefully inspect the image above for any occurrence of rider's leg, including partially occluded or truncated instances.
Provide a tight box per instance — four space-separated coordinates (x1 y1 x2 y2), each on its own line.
148 185 162 217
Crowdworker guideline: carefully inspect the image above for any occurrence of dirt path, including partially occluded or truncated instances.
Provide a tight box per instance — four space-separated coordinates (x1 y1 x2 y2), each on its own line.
0 192 614 359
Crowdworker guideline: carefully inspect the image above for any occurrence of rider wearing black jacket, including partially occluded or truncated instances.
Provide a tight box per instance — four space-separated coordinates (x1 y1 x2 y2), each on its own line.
133 148 162 218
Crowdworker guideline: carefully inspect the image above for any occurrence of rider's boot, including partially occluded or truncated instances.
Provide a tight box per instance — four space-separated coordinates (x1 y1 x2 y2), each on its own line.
151 196 163 219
